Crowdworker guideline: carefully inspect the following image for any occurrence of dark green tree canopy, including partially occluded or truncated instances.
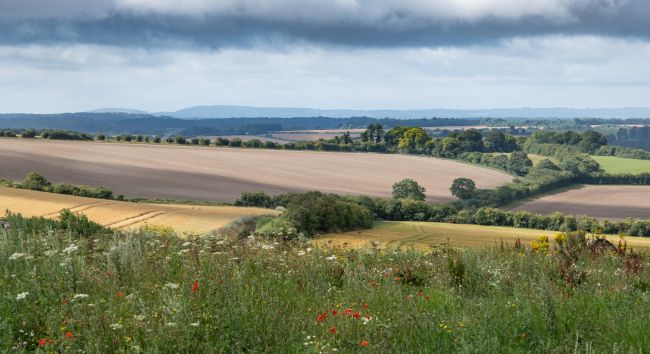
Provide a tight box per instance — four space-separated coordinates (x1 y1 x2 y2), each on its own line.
392 179 426 201
450 178 476 200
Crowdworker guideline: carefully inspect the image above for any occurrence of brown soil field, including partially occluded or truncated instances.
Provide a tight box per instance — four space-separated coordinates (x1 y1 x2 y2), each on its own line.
0 139 512 202
511 185 650 220
0 187 276 235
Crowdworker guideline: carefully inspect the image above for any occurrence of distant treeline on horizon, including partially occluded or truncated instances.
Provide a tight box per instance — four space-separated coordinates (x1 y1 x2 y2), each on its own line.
1 112 650 137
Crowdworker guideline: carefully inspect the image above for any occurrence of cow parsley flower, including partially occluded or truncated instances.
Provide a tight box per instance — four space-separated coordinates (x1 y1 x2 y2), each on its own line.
9 253 25 261
62 244 79 254
72 294 89 301
325 255 337 261
16 292 29 301
164 283 180 290
110 323 123 330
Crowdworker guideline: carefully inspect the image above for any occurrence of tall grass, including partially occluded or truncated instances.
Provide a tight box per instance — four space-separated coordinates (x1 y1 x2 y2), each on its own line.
1 213 649 353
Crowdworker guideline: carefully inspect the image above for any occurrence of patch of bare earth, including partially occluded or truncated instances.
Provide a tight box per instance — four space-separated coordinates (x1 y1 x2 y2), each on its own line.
0 139 512 202
512 185 650 219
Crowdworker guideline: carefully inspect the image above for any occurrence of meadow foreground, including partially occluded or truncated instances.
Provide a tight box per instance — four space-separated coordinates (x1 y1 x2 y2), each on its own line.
2 215 649 353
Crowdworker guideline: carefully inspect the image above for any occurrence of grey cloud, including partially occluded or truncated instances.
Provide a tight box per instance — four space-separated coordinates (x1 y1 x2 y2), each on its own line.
0 0 648 48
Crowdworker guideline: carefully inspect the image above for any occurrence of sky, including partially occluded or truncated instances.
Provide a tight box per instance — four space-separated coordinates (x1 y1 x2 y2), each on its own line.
0 0 649 113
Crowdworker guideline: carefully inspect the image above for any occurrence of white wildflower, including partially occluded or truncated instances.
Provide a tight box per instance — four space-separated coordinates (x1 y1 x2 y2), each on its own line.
166 322 177 327
189 322 200 327
110 323 123 330
306 248 312 253
72 294 89 301
261 244 275 250
133 315 146 321
297 251 306 256
177 249 189 255
62 244 79 254
362 316 373 325
181 241 192 247
163 283 180 290
9 253 25 261
325 255 337 261
16 292 29 301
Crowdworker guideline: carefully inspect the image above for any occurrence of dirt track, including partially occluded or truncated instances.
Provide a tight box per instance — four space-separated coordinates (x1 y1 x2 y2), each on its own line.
512 185 650 219
0 139 512 202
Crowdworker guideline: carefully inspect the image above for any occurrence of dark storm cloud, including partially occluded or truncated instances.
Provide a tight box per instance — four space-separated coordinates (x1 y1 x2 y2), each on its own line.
0 0 648 48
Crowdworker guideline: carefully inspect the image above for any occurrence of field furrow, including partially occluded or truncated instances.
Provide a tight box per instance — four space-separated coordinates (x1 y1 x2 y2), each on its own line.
0 139 513 203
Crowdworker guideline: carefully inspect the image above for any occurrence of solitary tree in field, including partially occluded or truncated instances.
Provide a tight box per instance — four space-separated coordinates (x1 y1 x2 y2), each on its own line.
392 179 426 201
450 178 476 200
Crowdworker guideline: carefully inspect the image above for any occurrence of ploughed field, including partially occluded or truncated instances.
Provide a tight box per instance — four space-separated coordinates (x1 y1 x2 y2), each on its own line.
317 221 650 250
0 139 512 202
0 187 276 235
511 185 650 220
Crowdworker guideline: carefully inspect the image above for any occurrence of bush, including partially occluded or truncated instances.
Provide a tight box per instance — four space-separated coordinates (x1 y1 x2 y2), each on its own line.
20 172 51 191
234 192 275 208
217 215 263 239
21 129 36 138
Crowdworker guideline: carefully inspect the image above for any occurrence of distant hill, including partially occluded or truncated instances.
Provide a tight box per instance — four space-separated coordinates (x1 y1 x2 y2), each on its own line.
153 105 650 119
88 108 149 114
0 113 480 135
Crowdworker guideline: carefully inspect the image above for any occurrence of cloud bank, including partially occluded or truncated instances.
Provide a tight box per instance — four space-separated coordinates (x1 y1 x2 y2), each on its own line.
0 0 647 48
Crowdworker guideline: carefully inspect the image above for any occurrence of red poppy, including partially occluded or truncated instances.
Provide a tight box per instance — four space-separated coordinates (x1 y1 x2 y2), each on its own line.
331 310 338 315
329 326 336 334
360 340 369 347
38 338 47 346
343 308 353 315
418 292 423 297
352 312 361 319
425 295 430 301
65 331 73 339
317 313 327 322
362 304 368 309
192 281 199 293
115 291 124 298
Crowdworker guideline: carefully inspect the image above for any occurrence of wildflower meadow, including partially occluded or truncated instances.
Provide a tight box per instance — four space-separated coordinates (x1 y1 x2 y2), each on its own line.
1 212 650 353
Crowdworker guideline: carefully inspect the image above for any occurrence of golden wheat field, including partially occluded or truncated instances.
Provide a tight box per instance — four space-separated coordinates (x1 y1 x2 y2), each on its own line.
0 139 513 202
316 221 650 250
0 187 277 235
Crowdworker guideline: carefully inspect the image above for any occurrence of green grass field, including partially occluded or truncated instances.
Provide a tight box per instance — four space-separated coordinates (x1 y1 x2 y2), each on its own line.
592 155 650 174
318 221 650 250
3 213 650 352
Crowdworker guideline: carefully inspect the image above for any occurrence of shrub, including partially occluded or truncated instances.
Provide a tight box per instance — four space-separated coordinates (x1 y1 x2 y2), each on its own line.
20 172 51 191
217 215 264 239
234 192 275 208
21 129 36 138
